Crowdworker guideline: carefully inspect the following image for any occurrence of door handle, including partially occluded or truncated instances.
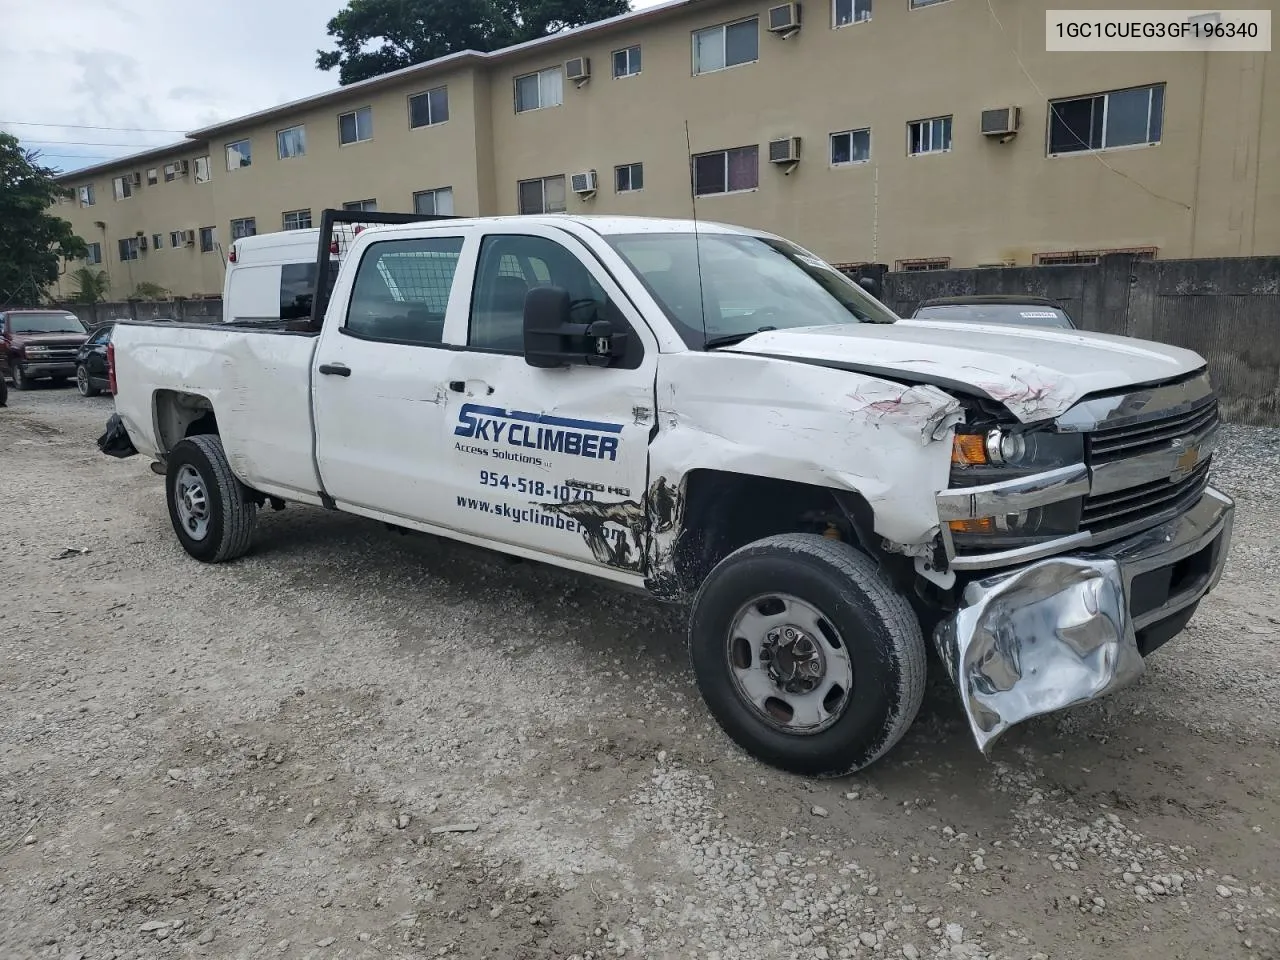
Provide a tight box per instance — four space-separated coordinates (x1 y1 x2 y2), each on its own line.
319 363 351 377
450 380 495 395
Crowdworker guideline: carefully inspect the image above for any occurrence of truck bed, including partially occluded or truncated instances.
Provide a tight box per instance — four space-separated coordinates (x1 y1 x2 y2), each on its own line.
111 321 323 500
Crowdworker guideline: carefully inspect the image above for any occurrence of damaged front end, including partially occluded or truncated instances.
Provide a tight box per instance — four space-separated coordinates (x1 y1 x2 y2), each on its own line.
933 487 1234 753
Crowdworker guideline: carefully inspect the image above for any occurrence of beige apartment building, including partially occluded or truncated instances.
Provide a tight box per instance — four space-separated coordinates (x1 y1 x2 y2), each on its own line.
49 0 1279 300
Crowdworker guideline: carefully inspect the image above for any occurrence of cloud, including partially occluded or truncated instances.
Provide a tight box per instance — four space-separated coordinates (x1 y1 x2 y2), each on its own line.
0 0 670 172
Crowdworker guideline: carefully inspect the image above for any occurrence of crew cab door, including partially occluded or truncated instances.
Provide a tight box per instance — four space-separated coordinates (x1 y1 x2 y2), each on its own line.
440 224 658 577
312 227 471 520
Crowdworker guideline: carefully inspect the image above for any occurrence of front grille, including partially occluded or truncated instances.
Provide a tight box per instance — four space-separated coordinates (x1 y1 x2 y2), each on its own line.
1087 395 1218 464
32 349 79 362
1081 460 1211 534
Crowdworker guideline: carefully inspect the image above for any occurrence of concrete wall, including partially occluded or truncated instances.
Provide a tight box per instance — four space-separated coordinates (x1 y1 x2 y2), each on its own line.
49 0 1277 301
56 298 222 328
876 253 1280 426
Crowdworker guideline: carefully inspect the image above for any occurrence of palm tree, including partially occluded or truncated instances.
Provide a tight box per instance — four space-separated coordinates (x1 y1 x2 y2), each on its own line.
69 267 110 304
131 281 171 300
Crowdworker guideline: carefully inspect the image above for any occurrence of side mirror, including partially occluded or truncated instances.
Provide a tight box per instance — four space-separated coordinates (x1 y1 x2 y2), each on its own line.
857 276 881 299
523 286 628 369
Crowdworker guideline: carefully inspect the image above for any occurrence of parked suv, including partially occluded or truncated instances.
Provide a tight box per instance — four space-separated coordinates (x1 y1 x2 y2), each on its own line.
1 309 91 390
75 323 115 396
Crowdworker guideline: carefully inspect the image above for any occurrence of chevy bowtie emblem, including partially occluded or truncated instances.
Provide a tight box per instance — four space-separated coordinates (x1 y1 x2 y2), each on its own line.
1170 441 1200 481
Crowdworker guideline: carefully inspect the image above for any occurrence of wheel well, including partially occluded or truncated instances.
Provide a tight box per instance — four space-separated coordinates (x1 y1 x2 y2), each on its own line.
154 390 218 453
668 469 912 595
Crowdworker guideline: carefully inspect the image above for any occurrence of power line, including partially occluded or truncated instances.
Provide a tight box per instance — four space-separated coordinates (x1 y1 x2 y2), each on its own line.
1 120 188 133
20 138 172 147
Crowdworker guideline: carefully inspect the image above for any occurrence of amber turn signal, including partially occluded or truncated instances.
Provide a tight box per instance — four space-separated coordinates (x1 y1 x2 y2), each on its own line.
951 433 989 466
948 517 995 534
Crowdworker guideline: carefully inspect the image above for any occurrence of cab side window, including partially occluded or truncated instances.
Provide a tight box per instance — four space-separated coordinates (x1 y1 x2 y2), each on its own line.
467 234 610 354
345 236 464 345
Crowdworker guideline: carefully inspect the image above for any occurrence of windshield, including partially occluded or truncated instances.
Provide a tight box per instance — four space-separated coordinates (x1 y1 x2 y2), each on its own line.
606 232 897 349
9 312 87 334
913 303 1074 329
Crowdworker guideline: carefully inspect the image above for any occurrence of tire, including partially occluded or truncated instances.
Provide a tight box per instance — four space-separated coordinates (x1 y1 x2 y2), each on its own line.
11 365 31 390
165 434 258 563
689 533 927 778
76 365 99 397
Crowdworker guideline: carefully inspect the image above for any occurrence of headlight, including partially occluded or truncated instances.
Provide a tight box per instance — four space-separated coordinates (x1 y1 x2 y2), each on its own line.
25 345 50 355
948 499 1083 548
951 427 1083 475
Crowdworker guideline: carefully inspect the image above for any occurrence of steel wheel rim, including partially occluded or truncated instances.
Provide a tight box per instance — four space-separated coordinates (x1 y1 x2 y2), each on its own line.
725 592 854 735
174 464 211 541
76 367 89 395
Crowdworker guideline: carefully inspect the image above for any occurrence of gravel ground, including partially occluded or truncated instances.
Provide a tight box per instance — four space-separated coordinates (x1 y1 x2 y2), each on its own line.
2 386 1279 960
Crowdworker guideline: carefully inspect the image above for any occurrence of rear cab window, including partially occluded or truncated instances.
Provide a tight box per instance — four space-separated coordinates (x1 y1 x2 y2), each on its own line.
344 236 465 346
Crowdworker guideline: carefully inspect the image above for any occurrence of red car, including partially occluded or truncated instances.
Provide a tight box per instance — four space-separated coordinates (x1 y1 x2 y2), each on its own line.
0 309 92 391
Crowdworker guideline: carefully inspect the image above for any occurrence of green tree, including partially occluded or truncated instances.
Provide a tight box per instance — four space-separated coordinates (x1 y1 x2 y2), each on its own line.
317 0 631 85
70 267 111 304
0 133 87 305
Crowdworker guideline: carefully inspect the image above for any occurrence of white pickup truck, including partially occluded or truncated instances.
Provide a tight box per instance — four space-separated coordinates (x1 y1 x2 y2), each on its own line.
105 211 1234 776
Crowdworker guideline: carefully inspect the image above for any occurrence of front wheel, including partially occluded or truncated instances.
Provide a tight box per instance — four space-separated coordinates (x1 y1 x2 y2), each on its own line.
689 533 927 777
165 434 258 562
11 365 31 390
76 365 99 397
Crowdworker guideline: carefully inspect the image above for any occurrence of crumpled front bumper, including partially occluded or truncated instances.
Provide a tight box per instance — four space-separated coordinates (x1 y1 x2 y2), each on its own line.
934 487 1234 752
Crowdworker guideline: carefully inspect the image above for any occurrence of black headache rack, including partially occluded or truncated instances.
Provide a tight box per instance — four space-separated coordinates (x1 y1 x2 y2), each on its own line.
307 208 458 330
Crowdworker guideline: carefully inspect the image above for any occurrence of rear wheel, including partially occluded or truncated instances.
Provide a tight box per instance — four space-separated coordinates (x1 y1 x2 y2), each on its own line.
165 434 258 562
689 533 927 777
76 365 99 397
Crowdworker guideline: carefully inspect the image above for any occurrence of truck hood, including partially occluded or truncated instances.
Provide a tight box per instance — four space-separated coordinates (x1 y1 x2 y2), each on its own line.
724 320 1207 422
12 332 89 348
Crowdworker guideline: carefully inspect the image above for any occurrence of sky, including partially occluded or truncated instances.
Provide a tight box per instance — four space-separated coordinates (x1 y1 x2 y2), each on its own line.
0 0 666 173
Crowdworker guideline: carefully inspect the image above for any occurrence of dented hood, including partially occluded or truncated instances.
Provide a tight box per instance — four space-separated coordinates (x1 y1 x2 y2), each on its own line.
725 321 1206 423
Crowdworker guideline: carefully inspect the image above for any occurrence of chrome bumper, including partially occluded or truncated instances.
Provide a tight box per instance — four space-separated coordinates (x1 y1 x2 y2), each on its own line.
933 487 1234 753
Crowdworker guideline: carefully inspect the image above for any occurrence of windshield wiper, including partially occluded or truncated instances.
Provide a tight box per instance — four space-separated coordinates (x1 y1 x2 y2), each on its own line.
703 326 777 350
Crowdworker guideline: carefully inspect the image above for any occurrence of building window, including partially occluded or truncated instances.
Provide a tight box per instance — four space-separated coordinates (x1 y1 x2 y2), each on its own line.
169 231 183 247
834 0 871 25
226 139 252 170
693 145 758 196
1048 84 1165 155
78 185 95 207
908 116 952 155
199 226 216 253
615 162 644 192
163 162 179 182
830 128 871 165
1033 246 1157 266
146 167 159 185
194 156 211 183
896 257 950 271
339 106 373 145
693 19 758 75
343 199 378 213
910 0 949 7
112 176 134 200
613 45 642 78
152 233 163 250
277 124 307 159
231 218 257 240
514 67 564 113
85 242 102 265
118 237 140 262
413 187 455 216
282 209 313 230
409 86 449 128
517 175 567 214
